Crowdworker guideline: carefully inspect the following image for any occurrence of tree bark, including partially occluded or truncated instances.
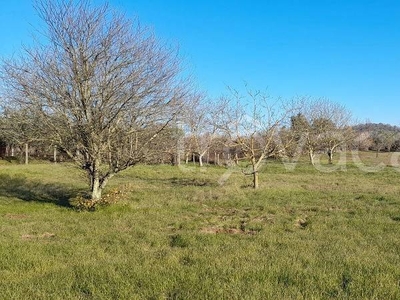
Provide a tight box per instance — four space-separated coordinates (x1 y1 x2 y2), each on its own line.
251 158 260 189
176 149 181 166
91 176 102 201
25 143 29 165
89 159 103 201
199 154 203 167
53 146 57 163
309 149 315 166
328 149 333 164
253 170 259 189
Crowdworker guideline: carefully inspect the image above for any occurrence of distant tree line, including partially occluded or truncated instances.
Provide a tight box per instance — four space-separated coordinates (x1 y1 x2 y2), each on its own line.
352 123 400 153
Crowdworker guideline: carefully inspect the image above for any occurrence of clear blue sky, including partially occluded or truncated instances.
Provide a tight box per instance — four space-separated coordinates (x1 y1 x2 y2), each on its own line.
1 0 399 125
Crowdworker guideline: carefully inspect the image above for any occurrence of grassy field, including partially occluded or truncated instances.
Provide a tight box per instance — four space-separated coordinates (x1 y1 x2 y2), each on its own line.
1 151 400 299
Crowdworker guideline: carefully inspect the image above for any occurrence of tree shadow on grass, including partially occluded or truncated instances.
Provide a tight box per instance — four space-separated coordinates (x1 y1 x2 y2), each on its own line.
128 174 218 187
169 177 218 187
0 174 84 208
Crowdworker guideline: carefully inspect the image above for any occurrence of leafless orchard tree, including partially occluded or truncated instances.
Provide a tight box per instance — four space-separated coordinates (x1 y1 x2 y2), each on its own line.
0 107 44 164
146 123 184 165
372 130 399 157
220 87 297 189
291 98 353 165
315 100 353 164
352 131 373 151
0 0 189 201
184 93 224 167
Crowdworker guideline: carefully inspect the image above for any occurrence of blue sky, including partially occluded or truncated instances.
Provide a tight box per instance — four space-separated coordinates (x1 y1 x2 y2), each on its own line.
1 0 399 124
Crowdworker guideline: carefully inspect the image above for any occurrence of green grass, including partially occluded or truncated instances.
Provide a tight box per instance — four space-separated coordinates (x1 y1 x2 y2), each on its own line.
1 152 400 299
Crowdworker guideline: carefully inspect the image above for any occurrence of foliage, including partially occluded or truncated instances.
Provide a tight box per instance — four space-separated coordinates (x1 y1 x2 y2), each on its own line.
70 185 130 211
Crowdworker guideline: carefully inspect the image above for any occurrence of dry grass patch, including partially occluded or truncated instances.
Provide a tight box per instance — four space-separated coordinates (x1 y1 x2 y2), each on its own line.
21 232 56 240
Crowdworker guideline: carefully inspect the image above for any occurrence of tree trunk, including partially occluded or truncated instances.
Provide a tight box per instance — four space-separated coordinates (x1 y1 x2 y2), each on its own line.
91 176 102 201
328 149 333 164
53 146 57 163
253 170 259 189
176 149 181 166
89 159 103 201
309 149 315 166
199 154 203 167
25 143 29 165
251 158 260 189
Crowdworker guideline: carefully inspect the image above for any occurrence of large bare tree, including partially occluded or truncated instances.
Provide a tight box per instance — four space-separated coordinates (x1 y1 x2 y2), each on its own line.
1 0 188 201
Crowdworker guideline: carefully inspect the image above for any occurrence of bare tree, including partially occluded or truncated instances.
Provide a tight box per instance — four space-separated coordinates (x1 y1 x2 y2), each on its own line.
221 87 296 189
1 0 188 201
316 100 353 164
371 129 398 157
146 123 184 165
184 94 224 167
0 108 43 164
291 98 353 165
352 131 373 151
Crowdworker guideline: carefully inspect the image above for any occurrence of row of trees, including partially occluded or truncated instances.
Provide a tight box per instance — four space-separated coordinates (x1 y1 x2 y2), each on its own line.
0 0 389 201
0 83 356 192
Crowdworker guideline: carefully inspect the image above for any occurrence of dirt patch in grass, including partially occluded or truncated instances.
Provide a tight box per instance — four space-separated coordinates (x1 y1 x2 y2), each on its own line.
200 226 258 235
5 213 29 219
21 232 56 240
